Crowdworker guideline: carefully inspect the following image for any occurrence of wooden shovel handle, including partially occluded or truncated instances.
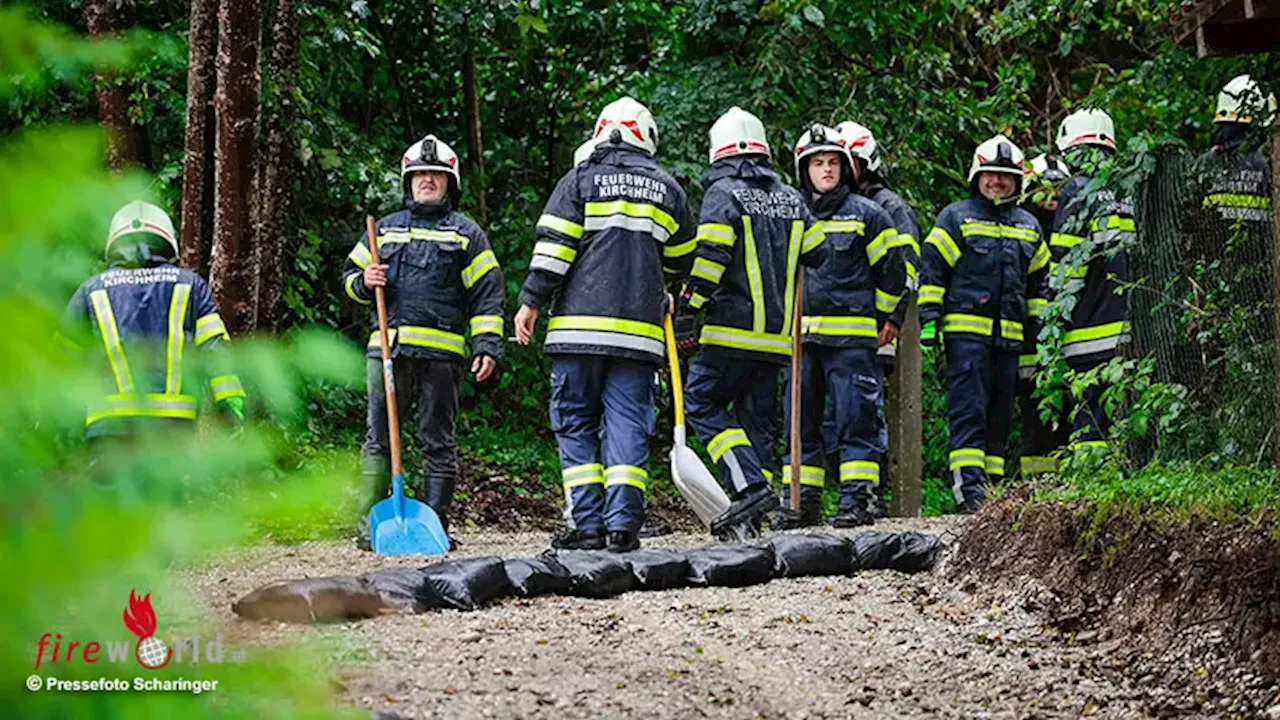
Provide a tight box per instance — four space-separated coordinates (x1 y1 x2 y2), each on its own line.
367 216 403 477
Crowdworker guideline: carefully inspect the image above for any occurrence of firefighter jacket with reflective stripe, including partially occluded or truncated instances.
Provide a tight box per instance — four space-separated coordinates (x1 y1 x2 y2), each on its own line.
682 155 828 365
919 196 1050 351
342 203 505 363
518 146 695 364
801 186 907 349
863 181 922 332
1050 175 1134 368
62 262 246 437
1195 148 1272 224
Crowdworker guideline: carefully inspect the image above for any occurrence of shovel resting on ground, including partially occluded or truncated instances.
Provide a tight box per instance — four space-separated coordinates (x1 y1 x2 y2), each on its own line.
662 312 732 530
365 215 450 557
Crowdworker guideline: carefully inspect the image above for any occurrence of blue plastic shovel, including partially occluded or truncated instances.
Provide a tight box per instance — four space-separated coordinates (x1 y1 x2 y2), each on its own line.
365 216 450 557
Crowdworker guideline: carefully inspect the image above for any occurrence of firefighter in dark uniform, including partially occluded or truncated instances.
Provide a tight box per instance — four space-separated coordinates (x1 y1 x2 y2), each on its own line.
919 134 1050 512
342 134 505 549
679 106 828 538
775 124 907 528
514 97 696 552
62 201 246 447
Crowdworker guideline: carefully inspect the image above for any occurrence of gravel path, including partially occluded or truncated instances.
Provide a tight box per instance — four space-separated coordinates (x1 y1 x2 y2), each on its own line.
185 517 1269 719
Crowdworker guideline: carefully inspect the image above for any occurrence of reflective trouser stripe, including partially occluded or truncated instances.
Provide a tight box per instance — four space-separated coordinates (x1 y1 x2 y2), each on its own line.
985 455 1005 476
562 463 605 488
840 460 880 483
209 374 246 402
166 283 191 395
708 428 750 463
86 393 198 427
781 464 825 487
943 313 994 336
604 464 648 492
1020 455 1057 474
89 289 135 394
949 448 985 470
1072 440 1108 452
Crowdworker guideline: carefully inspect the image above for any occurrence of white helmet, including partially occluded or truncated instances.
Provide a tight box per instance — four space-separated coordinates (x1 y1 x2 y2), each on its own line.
709 106 770 164
793 124 851 187
593 96 658 155
401 134 461 198
833 121 882 173
1025 154 1070 185
107 201 178 259
1056 108 1116 152
1215 74 1277 125
968 134 1026 188
573 138 599 167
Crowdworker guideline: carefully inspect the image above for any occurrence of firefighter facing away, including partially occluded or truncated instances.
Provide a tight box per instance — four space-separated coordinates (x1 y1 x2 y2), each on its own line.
342 134 506 550
62 201 247 445
774 124 906 529
918 134 1050 512
678 107 828 538
514 97 696 552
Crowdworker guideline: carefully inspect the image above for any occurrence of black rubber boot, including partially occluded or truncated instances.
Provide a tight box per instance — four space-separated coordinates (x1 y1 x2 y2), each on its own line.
829 482 876 528
550 528 606 550
957 494 985 515
768 485 823 530
711 485 779 539
606 531 640 553
422 474 456 536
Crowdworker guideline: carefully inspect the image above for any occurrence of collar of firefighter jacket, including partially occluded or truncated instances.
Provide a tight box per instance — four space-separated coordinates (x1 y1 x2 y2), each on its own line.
806 184 850 220
591 144 657 168
404 195 454 219
699 154 775 190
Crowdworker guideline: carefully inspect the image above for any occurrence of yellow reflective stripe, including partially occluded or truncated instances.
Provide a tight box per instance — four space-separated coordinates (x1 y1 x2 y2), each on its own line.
918 284 945 306
691 257 726 283
89 289 135 394
822 219 865 234
664 238 698 258
86 393 198 426
470 315 503 336
800 316 877 338
547 315 663 341
348 242 372 269
563 463 605 488
708 428 750 462
370 326 466 355
689 292 709 310
865 228 897 266
782 464 826 487
875 288 900 314
584 200 678 234
537 213 585 239
896 233 920 255
1071 440 1108 452
1027 297 1048 317
985 455 1006 475
1002 226 1038 242
959 221 1000 237
605 464 649 492
1063 321 1128 345
165 283 191 395
1018 353 1038 368
407 227 470 247
1051 232 1085 249
949 448 985 469
926 227 961 267
743 216 765 332
534 241 577 263
345 273 370 305
1020 456 1057 474
195 312 229 345
1029 241 1050 273
696 223 736 247
700 325 792 355
1000 319 1024 342
1202 193 1271 209
209 374 246 402
783 221 802 335
1089 215 1136 232
942 313 994 336
801 221 826 254
461 249 499 289
840 460 880 482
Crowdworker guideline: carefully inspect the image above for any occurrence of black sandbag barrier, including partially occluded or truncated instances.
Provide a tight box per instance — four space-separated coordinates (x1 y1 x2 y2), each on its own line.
504 555 574 597
621 548 690 591
685 544 775 587
769 534 854 578
551 550 635 598
850 531 940 573
232 531 940 623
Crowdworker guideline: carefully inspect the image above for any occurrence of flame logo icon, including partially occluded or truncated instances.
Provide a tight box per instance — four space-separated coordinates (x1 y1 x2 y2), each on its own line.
123 590 171 670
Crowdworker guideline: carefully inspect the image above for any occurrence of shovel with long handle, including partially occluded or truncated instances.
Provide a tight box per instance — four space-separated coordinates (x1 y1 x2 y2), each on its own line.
365 216 449 556
663 311 731 530
789 273 804 512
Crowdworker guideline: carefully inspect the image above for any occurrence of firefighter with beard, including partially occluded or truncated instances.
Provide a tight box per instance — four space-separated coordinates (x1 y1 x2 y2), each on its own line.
772 124 907 528
918 135 1050 512
679 107 828 538
342 134 505 550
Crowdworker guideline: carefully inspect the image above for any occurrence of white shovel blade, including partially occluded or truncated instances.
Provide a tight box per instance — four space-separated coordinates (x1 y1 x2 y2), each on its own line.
670 445 731 529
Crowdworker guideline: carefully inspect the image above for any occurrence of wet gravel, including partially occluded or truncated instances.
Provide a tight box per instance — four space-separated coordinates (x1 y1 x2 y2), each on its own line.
186 516 1280 719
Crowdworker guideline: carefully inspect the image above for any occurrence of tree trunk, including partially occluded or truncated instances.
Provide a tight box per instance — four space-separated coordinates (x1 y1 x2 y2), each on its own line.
180 0 219 275
83 0 141 170
253 0 299 332
211 0 261 335
462 47 488 225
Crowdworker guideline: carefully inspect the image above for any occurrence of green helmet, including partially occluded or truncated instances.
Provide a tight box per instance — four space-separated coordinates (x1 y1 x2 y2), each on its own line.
107 201 179 265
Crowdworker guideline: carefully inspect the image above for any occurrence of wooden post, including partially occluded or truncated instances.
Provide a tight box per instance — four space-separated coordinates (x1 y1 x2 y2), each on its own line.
887 294 923 516
1270 120 1280 469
